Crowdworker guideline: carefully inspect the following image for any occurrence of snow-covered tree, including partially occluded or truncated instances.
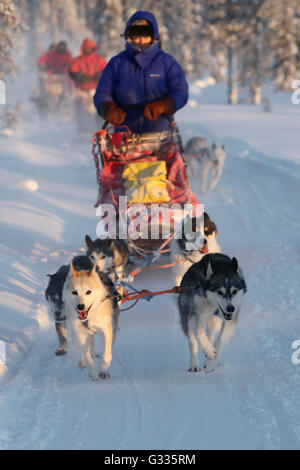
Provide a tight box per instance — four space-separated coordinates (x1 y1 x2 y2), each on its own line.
34 0 91 56
0 0 24 80
202 0 267 103
161 0 206 77
0 0 24 129
236 1 268 104
202 0 243 103
88 0 125 58
261 0 299 91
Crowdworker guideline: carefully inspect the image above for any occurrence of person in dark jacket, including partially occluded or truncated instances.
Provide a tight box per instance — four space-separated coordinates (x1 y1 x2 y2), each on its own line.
93 11 188 133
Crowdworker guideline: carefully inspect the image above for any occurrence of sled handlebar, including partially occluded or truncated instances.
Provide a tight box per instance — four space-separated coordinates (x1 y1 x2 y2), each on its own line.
102 104 173 130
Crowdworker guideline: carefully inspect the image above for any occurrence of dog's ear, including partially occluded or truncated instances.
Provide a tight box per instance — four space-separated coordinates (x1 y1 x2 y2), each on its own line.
222 144 225 150
206 260 214 278
47 272 59 280
231 257 238 271
85 235 93 248
89 263 97 277
70 260 79 278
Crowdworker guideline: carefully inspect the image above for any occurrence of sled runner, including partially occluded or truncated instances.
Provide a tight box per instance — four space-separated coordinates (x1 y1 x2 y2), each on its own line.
92 118 200 263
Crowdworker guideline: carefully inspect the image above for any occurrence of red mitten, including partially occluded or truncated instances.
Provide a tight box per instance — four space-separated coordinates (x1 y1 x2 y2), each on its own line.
103 102 126 126
144 97 176 121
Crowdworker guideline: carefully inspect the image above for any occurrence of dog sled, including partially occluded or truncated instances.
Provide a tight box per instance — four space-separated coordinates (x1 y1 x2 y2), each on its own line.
31 73 71 119
92 117 200 265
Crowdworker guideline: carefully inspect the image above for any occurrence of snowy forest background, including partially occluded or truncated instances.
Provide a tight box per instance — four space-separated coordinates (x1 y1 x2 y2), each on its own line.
1 0 300 124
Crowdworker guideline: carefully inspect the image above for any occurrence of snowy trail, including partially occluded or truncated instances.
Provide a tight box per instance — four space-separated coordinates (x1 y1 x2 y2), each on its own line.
0 101 300 449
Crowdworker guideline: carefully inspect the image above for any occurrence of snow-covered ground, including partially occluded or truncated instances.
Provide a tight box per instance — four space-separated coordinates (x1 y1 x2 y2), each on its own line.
0 80 299 450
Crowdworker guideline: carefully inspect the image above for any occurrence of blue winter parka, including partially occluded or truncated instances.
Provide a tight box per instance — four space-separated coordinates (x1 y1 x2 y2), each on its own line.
93 11 189 133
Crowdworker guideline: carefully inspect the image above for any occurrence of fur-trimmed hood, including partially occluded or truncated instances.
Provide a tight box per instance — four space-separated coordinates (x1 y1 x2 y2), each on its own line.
123 10 160 40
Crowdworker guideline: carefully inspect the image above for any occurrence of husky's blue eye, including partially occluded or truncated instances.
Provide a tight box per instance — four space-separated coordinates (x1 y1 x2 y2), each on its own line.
232 289 238 296
86 290 92 295
72 290 78 296
217 290 224 297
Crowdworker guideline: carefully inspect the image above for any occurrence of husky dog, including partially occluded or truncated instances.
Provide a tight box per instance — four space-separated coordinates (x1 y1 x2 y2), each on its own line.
178 253 246 374
63 255 119 381
45 260 99 357
172 213 221 287
184 137 226 193
184 136 207 174
85 235 129 281
45 265 69 355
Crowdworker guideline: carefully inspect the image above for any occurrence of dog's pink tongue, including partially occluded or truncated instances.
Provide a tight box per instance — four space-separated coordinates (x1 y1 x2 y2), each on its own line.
79 310 87 321
200 245 209 254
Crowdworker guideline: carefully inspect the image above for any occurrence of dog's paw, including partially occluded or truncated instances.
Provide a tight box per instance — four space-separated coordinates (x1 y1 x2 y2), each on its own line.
55 347 67 356
89 373 100 381
79 359 87 369
203 358 220 374
205 347 217 360
88 367 100 381
188 365 201 373
99 371 111 379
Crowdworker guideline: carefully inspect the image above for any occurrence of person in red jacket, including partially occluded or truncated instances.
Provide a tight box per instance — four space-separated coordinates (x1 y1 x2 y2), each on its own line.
69 38 107 90
68 38 107 136
46 41 73 75
38 43 56 72
35 42 73 118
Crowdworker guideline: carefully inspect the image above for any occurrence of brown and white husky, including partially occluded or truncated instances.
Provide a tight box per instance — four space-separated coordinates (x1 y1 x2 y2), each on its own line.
63 256 119 381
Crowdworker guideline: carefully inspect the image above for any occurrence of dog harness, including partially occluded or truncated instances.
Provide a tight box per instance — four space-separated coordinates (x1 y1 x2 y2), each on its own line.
176 238 209 264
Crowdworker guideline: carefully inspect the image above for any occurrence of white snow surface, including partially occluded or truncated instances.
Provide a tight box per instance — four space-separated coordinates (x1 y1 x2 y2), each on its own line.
0 82 300 450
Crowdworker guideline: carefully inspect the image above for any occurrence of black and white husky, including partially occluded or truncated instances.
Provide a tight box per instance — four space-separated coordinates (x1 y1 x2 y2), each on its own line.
45 265 69 355
85 235 129 281
184 137 226 193
171 212 221 286
178 253 247 373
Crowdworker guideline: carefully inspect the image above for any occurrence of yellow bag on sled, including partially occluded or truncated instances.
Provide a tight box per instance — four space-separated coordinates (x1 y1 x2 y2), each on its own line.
122 161 170 204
